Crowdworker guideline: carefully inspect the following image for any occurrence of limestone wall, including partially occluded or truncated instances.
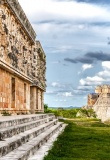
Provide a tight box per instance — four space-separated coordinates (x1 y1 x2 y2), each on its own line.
0 1 46 113
95 86 102 93
87 93 99 107
34 41 46 90
93 85 110 121
0 4 46 89
1 0 36 42
93 93 110 121
0 68 11 109
0 4 34 78
30 87 44 113
0 67 30 113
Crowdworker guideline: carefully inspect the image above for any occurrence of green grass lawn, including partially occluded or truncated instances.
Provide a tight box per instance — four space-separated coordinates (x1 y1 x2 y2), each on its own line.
44 118 110 160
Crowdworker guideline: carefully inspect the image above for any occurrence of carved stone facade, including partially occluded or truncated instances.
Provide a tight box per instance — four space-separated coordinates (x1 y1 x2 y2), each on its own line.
0 0 46 113
87 93 99 108
87 85 110 121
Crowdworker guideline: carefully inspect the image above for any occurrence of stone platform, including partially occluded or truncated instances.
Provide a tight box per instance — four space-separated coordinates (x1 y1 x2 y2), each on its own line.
0 114 65 160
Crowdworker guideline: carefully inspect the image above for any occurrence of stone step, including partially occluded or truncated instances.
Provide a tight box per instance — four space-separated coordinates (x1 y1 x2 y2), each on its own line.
0 122 63 160
29 123 68 160
0 114 55 129
0 119 58 157
0 116 55 140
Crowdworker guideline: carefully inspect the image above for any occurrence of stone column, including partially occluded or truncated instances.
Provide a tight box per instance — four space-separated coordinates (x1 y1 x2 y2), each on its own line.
37 89 42 111
36 88 38 110
30 86 36 113
41 91 44 112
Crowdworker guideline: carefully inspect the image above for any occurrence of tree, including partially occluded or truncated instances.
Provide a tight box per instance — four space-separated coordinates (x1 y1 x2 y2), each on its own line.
44 104 48 113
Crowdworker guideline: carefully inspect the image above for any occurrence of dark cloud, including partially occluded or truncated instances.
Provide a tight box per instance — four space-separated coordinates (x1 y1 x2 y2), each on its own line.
77 88 91 92
54 0 110 5
86 52 110 61
37 20 110 26
53 0 73 1
64 57 93 64
36 20 67 25
64 51 110 64
91 22 110 27
76 0 109 4
37 20 56 24
64 58 77 63
46 87 91 96
36 19 110 30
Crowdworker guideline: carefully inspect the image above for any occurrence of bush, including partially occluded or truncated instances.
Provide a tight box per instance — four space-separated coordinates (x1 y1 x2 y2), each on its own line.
76 108 96 118
61 109 80 118
44 104 49 113
44 104 80 118
1 110 11 116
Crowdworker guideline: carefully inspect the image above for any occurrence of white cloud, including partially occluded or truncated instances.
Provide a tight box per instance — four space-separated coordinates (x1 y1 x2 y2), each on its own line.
51 82 65 88
79 61 110 87
80 76 105 86
18 0 110 23
82 64 93 71
98 70 110 77
18 0 110 40
62 92 73 97
18 0 110 44
55 99 66 102
51 82 60 87
102 61 110 70
46 90 55 94
97 61 110 79
60 99 67 102
78 64 93 76
77 85 93 90
51 45 73 53
57 91 73 97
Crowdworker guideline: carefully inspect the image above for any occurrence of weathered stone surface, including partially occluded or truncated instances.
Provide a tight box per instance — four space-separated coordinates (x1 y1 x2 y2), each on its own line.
29 123 67 160
87 85 110 121
0 123 63 160
0 116 55 140
87 93 99 108
0 115 58 156
5 0 36 43
0 118 58 157
0 114 54 128
0 114 64 160
0 1 46 113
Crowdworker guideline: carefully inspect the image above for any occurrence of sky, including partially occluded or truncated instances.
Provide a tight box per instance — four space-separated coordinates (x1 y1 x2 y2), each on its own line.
18 0 110 107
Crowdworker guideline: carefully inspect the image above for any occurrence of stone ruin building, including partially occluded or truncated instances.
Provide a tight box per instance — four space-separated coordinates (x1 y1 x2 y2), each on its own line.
87 93 99 109
87 85 110 121
0 0 46 114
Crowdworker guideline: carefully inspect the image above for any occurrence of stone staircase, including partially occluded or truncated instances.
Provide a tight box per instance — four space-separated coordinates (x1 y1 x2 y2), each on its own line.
0 114 64 160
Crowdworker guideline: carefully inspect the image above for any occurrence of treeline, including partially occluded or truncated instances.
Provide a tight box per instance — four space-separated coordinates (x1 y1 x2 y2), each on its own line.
44 104 96 118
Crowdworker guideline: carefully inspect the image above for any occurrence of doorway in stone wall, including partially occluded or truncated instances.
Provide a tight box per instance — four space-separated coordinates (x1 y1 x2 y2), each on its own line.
24 83 26 108
36 88 38 110
11 77 15 108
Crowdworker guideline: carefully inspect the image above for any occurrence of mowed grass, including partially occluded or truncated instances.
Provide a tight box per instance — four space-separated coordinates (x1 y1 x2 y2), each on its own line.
44 119 110 160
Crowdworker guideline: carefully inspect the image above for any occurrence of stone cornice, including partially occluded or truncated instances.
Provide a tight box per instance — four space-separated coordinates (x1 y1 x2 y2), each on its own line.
0 59 33 83
32 81 46 91
3 0 36 43
36 41 46 60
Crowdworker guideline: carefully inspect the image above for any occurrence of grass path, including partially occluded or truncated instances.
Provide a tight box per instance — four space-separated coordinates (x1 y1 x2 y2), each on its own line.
44 119 110 160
